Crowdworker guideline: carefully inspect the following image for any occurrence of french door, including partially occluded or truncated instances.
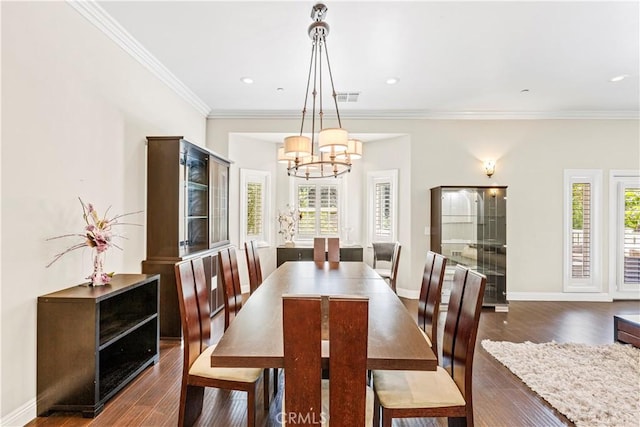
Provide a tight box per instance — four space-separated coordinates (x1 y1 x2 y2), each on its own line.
609 171 640 299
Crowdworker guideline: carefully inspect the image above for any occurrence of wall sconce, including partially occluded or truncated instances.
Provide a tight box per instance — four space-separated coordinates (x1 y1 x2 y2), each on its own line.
484 160 496 178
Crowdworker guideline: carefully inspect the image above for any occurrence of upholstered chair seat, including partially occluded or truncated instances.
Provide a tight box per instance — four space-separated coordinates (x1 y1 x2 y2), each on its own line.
189 345 262 383
373 367 465 409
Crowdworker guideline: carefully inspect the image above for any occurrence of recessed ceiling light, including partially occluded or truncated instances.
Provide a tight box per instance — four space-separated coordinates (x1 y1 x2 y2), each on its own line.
240 77 254 84
520 89 530 93
276 87 284 92
386 77 399 85
610 74 629 83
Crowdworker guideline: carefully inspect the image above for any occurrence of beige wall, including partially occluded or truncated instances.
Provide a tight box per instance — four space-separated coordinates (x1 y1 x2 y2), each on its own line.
1 2 205 422
207 118 640 299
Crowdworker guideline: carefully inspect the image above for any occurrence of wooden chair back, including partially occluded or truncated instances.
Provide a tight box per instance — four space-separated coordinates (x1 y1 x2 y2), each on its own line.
441 265 468 371
417 251 436 332
218 247 243 330
451 270 486 406
191 256 211 349
244 240 263 295
327 237 340 262
282 295 369 426
175 259 205 370
418 251 447 359
442 266 486 403
388 243 402 292
313 237 326 262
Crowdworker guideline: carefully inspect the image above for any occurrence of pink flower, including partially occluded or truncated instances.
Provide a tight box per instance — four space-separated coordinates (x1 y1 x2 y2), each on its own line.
46 198 142 268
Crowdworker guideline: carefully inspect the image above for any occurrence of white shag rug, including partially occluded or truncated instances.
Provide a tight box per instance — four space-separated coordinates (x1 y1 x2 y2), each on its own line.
481 340 640 427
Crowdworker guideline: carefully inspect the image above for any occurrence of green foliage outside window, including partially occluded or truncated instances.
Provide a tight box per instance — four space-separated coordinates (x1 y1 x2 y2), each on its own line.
626 189 640 231
247 183 262 235
572 183 587 230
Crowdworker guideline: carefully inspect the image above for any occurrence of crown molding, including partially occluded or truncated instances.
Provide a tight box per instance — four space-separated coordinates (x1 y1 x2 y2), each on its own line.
67 0 211 117
208 109 640 120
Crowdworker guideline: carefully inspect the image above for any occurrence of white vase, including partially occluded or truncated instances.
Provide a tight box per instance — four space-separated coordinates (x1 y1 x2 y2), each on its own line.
90 249 109 286
284 240 295 248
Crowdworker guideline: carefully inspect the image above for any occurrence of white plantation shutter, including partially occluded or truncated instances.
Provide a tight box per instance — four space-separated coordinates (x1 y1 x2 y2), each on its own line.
564 169 601 292
246 182 263 236
320 185 338 234
571 183 591 279
297 185 317 237
240 169 270 246
368 170 398 244
374 182 392 238
296 182 340 238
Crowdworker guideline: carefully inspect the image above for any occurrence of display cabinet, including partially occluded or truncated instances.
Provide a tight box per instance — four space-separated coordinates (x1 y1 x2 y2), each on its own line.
430 186 507 309
37 274 160 417
144 136 230 338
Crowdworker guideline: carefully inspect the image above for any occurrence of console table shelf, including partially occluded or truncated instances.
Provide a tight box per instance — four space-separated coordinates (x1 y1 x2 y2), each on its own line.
37 274 160 418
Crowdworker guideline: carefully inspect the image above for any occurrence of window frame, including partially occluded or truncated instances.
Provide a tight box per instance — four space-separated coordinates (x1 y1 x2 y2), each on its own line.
289 178 344 242
563 169 602 292
240 168 271 247
367 169 398 246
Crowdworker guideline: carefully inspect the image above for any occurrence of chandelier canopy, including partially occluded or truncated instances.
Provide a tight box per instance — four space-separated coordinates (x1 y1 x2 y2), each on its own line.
281 3 362 179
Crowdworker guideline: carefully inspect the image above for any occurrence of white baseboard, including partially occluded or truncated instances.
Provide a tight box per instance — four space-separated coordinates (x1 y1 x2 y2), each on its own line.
1 398 36 427
507 292 613 302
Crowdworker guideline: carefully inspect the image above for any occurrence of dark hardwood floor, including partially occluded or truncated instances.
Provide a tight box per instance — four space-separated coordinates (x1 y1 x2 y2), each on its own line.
27 299 639 427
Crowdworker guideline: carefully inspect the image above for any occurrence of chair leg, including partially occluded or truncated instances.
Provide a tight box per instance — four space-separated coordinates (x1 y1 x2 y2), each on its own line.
381 407 392 427
273 368 279 395
247 383 257 427
263 368 270 409
180 384 204 427
373 392 381 427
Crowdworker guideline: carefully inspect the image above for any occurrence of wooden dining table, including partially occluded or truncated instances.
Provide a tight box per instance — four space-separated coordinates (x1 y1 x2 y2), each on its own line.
210 261 437 371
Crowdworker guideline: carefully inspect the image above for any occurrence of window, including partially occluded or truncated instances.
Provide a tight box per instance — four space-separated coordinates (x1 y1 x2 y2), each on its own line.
563 169 601 292
240 169 270 246
293 180 341 239
609 170 640 298
367 170 398 245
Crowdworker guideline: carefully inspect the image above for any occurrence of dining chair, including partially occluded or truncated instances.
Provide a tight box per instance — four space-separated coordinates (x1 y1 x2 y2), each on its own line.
244 240 263 295
327 237 340 262
372 242 401 292
219 246 275 409
282 295 374 426
175 257 262 427
417 251 447 361
372 265 487 427
313 237 326 262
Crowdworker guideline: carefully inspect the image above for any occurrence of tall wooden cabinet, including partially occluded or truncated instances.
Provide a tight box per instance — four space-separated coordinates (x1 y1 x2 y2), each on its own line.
143 136 230 338
431 186 508 308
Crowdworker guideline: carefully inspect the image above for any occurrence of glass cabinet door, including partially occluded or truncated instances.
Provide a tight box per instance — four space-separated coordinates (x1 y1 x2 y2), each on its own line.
436 186 507 305
179 144 209 254
209 157 229 247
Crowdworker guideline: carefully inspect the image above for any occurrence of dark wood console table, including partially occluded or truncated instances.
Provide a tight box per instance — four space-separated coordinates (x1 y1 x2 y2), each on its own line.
276 245 363 267
37 274 160 417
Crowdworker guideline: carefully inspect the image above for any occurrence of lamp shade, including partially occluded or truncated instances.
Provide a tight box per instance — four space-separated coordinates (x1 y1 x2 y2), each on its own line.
318 128 348 152
336 138 362 160
284 135 312 157
278 147 297 164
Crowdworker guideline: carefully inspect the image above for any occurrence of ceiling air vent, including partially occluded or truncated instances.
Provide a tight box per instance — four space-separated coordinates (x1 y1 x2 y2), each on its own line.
336 92 360 103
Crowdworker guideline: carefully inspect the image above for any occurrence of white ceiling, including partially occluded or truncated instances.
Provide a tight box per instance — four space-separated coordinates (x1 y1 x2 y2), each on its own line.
97 0 639 119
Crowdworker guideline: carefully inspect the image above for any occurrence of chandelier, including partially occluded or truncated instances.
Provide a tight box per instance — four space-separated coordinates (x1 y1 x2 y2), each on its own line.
280 3 362 179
